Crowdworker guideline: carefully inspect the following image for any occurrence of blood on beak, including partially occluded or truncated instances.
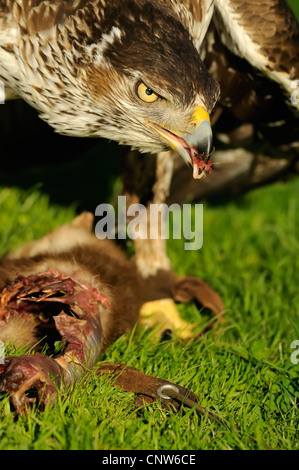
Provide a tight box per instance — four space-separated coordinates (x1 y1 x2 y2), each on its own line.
147 105 213 179
185 105 213 156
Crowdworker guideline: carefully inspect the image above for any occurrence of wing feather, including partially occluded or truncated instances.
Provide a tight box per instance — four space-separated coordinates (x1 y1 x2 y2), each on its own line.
213 0 299 107
1 1 90 35
168 0 215 50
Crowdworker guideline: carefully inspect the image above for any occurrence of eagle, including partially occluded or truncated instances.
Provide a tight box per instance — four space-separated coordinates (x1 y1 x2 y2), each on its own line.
0 0 220 176
0 0 298 279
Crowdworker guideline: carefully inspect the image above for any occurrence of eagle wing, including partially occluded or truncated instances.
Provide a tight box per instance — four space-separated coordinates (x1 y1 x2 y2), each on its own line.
167 0 215 50
170 0 299 202
0 0 88 34
204 0 299 153
0 1 98 100
212 0 299 110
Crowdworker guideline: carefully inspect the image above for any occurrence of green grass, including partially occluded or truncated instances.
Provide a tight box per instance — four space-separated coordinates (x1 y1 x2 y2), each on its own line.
0 0 298 451
0 177 298 450
288 0 299 17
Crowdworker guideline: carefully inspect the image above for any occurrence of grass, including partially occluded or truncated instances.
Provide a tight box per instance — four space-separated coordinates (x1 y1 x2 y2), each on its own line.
0 0 298 451
0 177 298 450
288 0 299 17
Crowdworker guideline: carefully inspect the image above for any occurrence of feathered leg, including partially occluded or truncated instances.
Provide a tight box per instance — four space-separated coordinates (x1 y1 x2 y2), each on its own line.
121 148 224 337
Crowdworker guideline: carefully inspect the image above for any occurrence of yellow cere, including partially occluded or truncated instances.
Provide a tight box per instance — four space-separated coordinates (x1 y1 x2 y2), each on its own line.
189 105 210 126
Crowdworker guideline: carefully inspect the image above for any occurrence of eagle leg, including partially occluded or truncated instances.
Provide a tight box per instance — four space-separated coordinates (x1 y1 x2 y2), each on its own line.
122 148 224 338
121 148 174 277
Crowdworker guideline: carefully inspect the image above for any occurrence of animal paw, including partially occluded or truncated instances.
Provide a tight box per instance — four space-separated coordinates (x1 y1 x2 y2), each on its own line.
0 354 62 414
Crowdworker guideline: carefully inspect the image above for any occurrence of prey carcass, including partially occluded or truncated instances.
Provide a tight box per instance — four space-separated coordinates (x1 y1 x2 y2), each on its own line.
0 212 223 415
0 213 143 414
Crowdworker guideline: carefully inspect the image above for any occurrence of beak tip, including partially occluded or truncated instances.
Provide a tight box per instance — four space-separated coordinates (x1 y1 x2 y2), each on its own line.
196 119 213 156
185 119 213 151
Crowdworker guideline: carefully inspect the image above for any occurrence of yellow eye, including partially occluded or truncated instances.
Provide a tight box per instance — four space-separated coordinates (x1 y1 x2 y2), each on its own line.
136 82 159 103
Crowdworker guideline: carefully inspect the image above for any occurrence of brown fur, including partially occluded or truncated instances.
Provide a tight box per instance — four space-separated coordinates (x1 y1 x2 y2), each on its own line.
0 213 143 351
0 317 37 349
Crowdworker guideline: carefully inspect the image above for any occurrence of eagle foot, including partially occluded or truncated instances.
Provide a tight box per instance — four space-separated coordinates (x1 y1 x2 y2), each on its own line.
139 269 224 340
139 298 195 339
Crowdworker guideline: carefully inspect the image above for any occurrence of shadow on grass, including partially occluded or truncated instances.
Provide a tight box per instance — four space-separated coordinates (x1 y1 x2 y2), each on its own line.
1 99 297 216
0 100 121 212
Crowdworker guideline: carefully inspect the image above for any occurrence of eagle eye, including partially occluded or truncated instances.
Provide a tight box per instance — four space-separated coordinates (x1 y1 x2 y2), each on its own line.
136 82 159 103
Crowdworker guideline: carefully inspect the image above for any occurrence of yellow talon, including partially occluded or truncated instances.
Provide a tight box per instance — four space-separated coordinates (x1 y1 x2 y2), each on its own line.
139 298 195 339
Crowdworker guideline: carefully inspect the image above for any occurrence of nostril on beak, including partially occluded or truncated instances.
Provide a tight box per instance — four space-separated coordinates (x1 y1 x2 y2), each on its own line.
188 121 197 131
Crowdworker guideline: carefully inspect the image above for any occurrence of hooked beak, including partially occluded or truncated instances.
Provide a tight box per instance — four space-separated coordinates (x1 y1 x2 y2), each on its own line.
147 105 213 179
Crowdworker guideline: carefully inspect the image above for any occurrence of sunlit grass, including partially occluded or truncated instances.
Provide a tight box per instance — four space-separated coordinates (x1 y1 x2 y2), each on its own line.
0 177 298 450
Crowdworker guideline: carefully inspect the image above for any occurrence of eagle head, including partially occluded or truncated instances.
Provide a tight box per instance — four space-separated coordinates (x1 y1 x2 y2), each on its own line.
37 1 220 177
